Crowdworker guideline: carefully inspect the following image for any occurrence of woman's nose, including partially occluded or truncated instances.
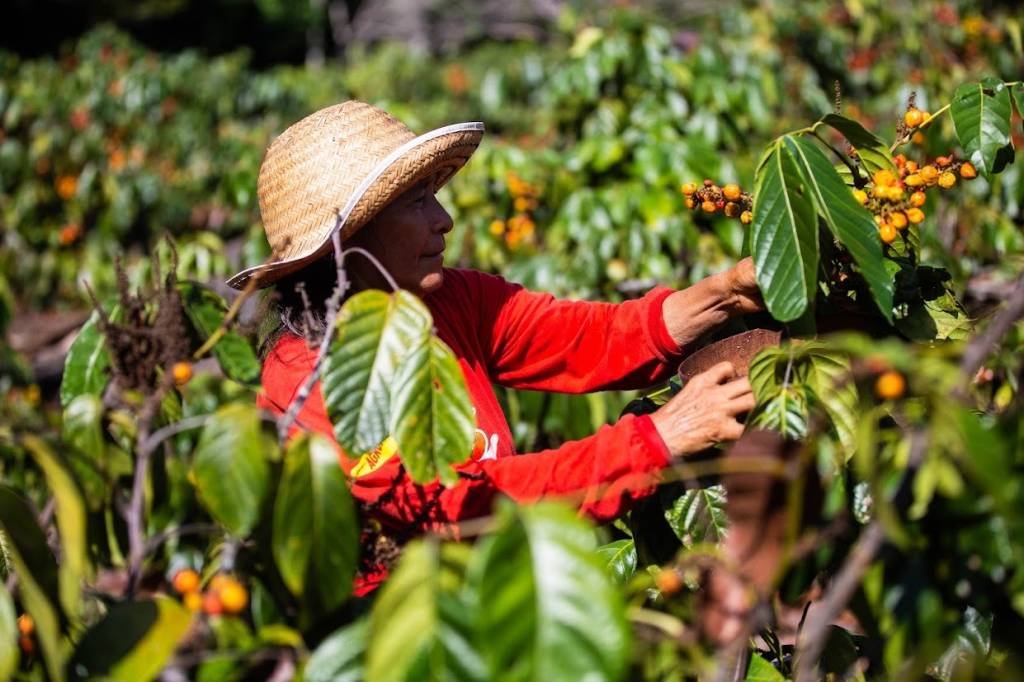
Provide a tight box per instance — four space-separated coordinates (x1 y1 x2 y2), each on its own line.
429 195 454 234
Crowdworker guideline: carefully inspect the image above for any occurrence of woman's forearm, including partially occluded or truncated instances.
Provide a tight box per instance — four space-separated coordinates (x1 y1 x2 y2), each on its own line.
661 271 741 348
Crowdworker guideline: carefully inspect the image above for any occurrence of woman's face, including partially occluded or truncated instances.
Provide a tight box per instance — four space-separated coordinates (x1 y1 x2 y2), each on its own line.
344 176 454 296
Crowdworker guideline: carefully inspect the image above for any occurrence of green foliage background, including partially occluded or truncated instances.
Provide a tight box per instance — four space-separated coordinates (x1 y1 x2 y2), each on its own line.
1 1 1024 680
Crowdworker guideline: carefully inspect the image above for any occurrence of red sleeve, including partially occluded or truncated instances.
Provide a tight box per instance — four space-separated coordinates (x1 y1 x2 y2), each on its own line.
467 270 685 392
259 335 670 528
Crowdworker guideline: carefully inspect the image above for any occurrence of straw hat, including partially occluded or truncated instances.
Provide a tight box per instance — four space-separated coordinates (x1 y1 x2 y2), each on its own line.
227 101 484 289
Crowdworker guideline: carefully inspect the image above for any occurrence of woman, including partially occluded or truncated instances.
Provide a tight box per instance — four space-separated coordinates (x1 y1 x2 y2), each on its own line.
229 101 763 597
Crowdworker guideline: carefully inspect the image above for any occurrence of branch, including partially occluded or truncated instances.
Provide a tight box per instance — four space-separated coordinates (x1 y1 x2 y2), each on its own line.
959 271 1024 384
277 227 349 441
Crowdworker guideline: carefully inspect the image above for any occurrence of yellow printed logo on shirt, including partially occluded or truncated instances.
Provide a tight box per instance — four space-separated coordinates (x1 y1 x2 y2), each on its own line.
350 436 399 478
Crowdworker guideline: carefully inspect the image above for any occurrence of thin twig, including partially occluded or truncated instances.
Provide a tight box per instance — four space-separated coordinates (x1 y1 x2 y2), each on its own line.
277 228 349 441
958 271 1024 385
137 415 212 457
144 523 220 555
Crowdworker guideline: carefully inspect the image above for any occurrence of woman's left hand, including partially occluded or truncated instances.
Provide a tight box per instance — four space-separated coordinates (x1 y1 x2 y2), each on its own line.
723 257 764 316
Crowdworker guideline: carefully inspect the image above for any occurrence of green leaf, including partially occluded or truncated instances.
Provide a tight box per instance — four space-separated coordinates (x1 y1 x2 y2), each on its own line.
305 619 368 682
365 541 484 682
179 282 261 386
272 433 358 612
665 486 728 546
192 404 272 536
746 654 786 681
951 79 1014 176
471 501 630 682
596 539 637 583
815 112 896 177
389 336 475 486
322 290 433 455
67 597 193 681
0 583 19 680
783 135 894 322
803 347 859 458
752 387 808 439
60 303 120 407
751 139 819 321
1013 82 1024 118
0 485 64 681
22 435 90 623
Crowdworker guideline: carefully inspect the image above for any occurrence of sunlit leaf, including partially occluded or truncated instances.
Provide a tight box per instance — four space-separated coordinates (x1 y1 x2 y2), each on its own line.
389 336 475 486
0 583 19 680
596 539 637 584
67 597 193 681
951 78 1014 176
472 501 630 681
322 290 432 455
272 433 358 612
665 486 727 546
23 435 90 623
815 112 896 177
751 139 819 321
305 620 368 682
60 303 120 407
746 654 786 681
192 404 272 536
783 135 893 322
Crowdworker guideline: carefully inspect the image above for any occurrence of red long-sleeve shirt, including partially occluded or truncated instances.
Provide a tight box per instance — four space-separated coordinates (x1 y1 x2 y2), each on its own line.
258 268 685 593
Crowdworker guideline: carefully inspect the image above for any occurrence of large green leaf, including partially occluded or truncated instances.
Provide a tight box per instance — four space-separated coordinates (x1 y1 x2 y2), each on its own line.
783 135 893 322
305 619 368 682
272 433 358 612
746 654 786 681
814 112 896 177
60 303 120 407
365 541 484 682
191 404 272 536
803 347 859 458
751 139 819 322
596 539 637 584
951 78 1014 176
0 485 64 681
67 597 192 681
322 290 432 455
22 435 89 623
665 486 728 546
389 336 475 486
472 501 630 682
0 582 19 680
179 282 261 386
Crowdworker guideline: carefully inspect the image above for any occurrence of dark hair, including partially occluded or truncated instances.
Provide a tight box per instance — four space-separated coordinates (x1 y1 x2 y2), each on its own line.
258 254 338 357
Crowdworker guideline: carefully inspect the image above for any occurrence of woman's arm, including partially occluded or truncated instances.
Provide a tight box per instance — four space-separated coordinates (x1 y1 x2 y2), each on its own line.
661 257 764 348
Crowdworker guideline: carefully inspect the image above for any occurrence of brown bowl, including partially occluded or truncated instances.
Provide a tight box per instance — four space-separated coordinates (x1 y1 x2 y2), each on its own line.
677 328 781 382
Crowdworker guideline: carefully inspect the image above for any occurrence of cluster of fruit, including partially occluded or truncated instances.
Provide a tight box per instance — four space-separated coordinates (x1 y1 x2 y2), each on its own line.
680 180 753 225
854 155 978 245
490 171 539 250
16 613 35 657
171 569 248 616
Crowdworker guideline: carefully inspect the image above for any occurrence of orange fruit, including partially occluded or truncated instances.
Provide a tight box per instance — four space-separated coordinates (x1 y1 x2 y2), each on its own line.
919 165 939 183
684 197 695 209
905 160 919 173
938 171 956 189
722 184 742 201
19 635 34 656
852 189 868 204
740 210 753 225
172 569 200 594
218 580 248 615
183 591 203 612
909 191 926 207
171 361 192 387
904 173 924 187
959 162 978 179
874 371 906 400
680 182 698 196
724 202 739 218
903 108 924 128
655 569 683 596
701 200 717 213
58 223 82 246
906 207 925 224
17 614 34 636
201 591 223 616
873 169 897 187
890 211 908 230
879 223 898 244
912 132 926 145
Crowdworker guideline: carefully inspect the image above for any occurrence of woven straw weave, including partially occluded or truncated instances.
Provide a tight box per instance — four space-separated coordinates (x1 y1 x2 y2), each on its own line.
228 101 484 289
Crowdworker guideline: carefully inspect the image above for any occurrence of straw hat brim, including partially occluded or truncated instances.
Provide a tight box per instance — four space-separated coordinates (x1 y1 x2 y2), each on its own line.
227 121 484 290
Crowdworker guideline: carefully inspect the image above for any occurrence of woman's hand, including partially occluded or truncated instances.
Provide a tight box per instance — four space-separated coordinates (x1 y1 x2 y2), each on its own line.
648 361 755 458
723 257 764 316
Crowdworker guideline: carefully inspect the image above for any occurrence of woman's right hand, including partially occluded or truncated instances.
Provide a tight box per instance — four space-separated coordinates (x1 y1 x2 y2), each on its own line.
648 361 755 458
